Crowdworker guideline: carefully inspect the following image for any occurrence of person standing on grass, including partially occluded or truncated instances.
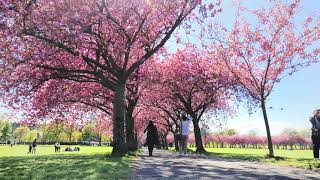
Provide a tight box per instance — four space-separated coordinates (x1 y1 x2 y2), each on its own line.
54 142 60 152
57 142 61 152
28 144 32 154
144 121 159 156
179 114 193 155
32 139 37 154
310 109 320 161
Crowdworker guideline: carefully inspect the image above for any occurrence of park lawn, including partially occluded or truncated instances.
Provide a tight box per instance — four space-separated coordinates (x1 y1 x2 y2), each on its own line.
0 145 135 180
192 147 320 170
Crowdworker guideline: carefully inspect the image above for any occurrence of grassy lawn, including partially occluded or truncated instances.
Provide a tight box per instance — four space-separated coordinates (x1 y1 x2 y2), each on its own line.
0 145 134 180
189 147 320 170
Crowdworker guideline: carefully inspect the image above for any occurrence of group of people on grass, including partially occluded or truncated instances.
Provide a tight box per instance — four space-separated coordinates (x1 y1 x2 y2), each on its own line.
65 146 80 152
54 142 80 152
27 140 80 154
144 113 192 156
144 110 320 161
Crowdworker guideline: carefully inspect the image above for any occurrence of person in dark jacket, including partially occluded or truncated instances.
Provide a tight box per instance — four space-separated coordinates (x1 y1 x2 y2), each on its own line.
310 109 320 161
144 121 159 156
28 144 32 154
32 139 37 154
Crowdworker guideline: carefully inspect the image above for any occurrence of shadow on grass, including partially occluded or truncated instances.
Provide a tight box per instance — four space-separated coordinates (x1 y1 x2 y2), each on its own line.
185 149 289 162
188 149 320 171
0 153 132 180
205 151 263 161
182 149 264 162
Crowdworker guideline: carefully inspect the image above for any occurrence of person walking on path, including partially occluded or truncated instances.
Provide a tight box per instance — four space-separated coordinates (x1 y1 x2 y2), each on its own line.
179 114 193 155
310 109 320 161
32 138 37 154
144 121 159 156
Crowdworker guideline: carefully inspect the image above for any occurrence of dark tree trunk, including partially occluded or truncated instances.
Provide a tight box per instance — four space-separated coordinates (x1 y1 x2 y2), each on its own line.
192 118 206 153
112 82 128 156
126 91 139 151
261 100 274 157
99 135 102 146
165 139 169 149
174 134 179 151
126 111 138 151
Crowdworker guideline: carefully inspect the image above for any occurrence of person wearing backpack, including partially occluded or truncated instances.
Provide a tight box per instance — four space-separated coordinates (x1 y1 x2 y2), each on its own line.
310 109 320 161
144 121 159 156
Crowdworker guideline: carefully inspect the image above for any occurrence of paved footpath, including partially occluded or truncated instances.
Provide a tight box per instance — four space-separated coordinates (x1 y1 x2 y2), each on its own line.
132 148 320 180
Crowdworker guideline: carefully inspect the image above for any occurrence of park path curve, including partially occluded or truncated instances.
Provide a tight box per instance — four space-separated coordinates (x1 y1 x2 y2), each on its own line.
132 148 320 180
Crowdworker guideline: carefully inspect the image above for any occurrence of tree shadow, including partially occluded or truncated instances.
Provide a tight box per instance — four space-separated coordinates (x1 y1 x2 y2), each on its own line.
204 151 262 161
134 156 298 179
133 150 319 179
0 153 132 179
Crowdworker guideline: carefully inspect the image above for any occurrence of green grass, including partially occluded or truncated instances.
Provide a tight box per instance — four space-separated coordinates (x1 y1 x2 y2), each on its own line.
0 145 134 179
170 147 320 170
197 147 320 170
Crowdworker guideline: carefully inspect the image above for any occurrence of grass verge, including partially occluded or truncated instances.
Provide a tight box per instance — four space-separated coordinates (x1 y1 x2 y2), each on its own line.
0 145 134 180
169 147 320 170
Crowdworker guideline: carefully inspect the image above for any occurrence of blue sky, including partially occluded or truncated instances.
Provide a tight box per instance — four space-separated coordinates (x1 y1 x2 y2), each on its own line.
165 0 320 135
227 62 320 135
213 0 320 135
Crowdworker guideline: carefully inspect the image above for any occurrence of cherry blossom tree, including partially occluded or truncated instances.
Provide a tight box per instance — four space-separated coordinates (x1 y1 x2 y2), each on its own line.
203 133 311 150
0 0 223 156
143 47 237 153
28 75 139 150
166 134 174 145
138 63 185 149
89 115 112 146
188 134 195 147
209 0 320 157
140 97 182 149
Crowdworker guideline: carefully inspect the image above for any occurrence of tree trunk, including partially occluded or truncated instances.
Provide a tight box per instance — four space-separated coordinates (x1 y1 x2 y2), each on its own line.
126 116 138 151
112 82 128 156
126 95 139 151
99 135 102 146
174 134 179 151
164 137 168 150
192 119 206 153
261 100 274 157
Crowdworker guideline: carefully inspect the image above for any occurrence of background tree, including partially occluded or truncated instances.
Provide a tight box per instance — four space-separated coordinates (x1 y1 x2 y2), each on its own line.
143 48 237 153
0 121 11 144
248 129 258 136
13 126 30 143
281 128 299 137
43 119 65 143
297 129 311 138
221 128 238 136
25 129 37 143
82 123 97 142
64 122 77 145
95 116 112 146
209 0 320 157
